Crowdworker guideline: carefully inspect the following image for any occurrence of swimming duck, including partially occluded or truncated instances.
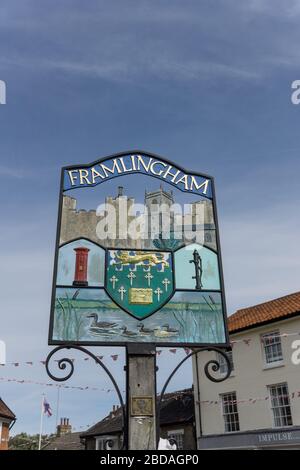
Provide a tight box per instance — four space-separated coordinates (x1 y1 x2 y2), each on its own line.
137 323 155 335
121 327 137 337
89 326 120 335
86 313 118 329
89 328 119 338
162 324 179 333
154 327 178 338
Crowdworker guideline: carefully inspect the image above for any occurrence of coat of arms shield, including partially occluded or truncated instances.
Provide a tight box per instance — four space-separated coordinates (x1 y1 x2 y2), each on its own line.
105 249 175 319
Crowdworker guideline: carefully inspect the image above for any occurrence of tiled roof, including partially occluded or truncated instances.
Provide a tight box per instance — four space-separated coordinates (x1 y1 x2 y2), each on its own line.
0 398 15 421
82 408 123 437
43 432 84 450
160 391 194 426
228 291 300 333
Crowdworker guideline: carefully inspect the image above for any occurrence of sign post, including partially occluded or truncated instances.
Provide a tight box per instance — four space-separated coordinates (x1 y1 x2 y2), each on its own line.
46 150 231 450
126 344 157 449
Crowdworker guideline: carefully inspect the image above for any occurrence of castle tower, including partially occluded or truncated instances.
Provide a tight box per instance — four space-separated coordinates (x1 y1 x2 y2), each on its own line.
144 185 175 248
102 186 141 249
60 195 98 245
144 184 174 208
185 200 216 250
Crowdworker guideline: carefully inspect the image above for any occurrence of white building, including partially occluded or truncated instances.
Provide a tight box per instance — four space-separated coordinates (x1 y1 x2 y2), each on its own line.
193 291 300 449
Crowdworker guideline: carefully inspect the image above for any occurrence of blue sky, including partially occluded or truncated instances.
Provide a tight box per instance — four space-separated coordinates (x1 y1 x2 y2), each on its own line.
1 0 300 436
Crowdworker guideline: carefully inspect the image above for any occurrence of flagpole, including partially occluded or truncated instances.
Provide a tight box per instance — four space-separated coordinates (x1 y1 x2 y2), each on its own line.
38 394 44 451
55 386 61 430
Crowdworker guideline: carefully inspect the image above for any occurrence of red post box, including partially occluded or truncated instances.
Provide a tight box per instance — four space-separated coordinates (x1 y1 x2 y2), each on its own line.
73 247 89 287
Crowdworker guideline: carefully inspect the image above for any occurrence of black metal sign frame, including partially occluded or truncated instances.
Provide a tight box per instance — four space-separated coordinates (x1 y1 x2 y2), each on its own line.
48 150 230 349
45 343 232 450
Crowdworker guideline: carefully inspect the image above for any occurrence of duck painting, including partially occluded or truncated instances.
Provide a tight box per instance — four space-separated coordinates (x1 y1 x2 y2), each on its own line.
162 324 179 333
89 327 119 338
153 327 178 338
121 327 137 337
86 313 118 329
137 323 155 336
89 326 120 335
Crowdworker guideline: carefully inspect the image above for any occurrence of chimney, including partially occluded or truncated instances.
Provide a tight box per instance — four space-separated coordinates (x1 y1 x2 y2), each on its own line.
118 186 124 197
57 417 72 437
109 405 120 419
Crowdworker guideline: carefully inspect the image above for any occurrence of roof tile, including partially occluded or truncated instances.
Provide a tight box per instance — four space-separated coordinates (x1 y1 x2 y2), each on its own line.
0 398 15 420
228 291 300 332
43 432 84 450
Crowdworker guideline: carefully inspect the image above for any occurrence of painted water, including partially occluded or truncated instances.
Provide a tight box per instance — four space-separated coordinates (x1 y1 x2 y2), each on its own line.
53 288 226 344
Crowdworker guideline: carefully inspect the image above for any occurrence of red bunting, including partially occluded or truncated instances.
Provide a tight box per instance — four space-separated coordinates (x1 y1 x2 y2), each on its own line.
0 332 298 369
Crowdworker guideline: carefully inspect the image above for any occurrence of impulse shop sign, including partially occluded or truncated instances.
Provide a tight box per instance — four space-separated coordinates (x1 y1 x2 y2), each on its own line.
49 151 229 348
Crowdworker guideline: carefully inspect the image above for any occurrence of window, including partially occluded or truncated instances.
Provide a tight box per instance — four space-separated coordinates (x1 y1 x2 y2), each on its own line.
204 232 212 243
268 383 293 427
218 351 234 375
167 429 184 450
221 392 240 433
262 331 283 364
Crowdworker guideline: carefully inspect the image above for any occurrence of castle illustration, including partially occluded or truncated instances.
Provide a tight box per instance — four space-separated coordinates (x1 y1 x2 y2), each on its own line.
60 186 216 250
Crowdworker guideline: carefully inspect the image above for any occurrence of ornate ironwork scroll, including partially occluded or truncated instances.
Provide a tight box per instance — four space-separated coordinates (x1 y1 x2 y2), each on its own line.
45 345 126 448
46 345 231 450
156 347 232 445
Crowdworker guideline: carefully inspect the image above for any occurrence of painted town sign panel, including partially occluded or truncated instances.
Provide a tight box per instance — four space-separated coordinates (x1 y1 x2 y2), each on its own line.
49 151 229 347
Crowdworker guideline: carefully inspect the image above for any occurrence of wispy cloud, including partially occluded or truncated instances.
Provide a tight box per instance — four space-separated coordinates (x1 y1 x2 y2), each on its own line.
0 166 32 179
42 57 260 82
0 1 280 84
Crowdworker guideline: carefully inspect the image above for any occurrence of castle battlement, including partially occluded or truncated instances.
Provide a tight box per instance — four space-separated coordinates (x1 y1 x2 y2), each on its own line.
60 187 216 250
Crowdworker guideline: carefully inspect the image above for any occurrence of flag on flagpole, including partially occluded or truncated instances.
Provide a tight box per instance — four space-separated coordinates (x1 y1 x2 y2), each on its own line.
43 397 52 417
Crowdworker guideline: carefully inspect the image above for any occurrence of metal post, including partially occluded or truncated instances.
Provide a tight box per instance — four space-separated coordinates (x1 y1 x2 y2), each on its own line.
126 344 157 450
38 394 45 451
55 385 61 431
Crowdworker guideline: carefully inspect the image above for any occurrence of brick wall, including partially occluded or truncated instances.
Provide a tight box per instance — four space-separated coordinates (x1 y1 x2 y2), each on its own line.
0 422 10 451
